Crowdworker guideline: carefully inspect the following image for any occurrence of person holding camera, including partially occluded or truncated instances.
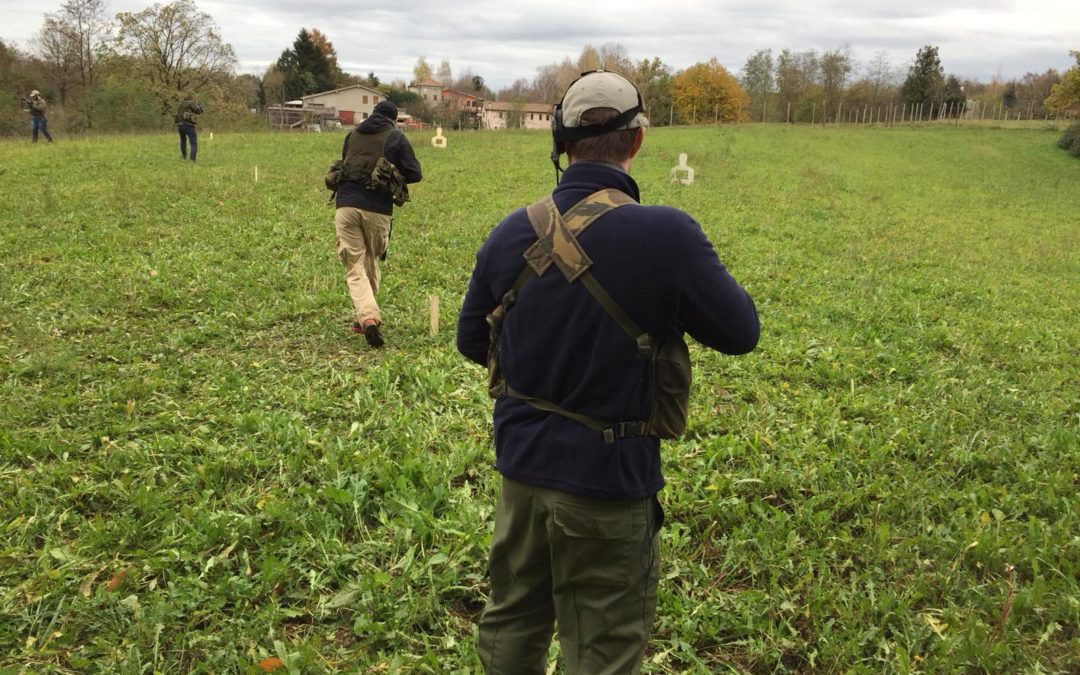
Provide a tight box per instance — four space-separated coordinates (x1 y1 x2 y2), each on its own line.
24 90 53 143
174 93 203 162
456 70 760 674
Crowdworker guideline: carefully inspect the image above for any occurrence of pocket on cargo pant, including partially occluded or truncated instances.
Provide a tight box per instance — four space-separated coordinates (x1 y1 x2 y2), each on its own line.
552 500 635 588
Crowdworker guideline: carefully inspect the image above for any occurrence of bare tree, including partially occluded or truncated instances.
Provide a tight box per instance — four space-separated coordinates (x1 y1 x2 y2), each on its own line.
741 49 774 122
577 45 600 72
1015 69 1062 117
598 43 633 76
577 43 631 77
531 57 577 104
496 77 529 102
115 0 236 115
820 45 854 120
864 51 898 107
776 49 820 122
33 18 78 104
57 0 111 89
436 59 452 88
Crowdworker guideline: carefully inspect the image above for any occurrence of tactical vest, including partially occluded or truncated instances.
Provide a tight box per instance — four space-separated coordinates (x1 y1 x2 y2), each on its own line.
486 189 693 443
175 101 200 125
342 127 395 188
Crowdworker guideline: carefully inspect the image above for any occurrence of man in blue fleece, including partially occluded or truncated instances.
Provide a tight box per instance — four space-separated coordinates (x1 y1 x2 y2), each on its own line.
457 70 760 674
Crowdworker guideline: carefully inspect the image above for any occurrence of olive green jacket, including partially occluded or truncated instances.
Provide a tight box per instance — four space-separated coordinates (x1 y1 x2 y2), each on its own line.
29 97 47 117
175 100 204 127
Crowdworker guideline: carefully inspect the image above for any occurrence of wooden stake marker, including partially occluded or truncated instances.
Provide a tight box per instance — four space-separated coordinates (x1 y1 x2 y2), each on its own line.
428 294 439 336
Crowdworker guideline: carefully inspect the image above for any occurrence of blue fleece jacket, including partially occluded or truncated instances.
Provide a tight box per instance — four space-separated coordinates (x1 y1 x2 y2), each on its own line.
457 161 759 500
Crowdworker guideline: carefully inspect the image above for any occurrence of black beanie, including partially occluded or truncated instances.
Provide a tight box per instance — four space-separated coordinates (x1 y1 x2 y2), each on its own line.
374 101 398 120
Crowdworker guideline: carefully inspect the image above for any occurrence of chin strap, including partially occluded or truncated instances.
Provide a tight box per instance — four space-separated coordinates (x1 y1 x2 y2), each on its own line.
550 151 564 185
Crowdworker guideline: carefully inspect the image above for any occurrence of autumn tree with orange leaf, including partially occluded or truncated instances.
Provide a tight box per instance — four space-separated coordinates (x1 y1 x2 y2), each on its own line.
669 58 748 124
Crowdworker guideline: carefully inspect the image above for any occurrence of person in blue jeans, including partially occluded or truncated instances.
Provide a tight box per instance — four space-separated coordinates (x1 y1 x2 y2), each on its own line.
25 91 53 143
174 93 204 161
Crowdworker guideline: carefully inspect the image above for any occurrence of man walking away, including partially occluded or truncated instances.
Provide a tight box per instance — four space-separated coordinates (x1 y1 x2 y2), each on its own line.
26 91 53 143
175 93 203 162
456 70 760 674
333 100 422 348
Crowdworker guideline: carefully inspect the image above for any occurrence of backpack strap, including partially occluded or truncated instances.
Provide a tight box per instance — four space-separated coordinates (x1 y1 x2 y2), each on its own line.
523 188 635 279
525 189 652 357
488 188 651 443
502 384 647 443
578 273 653 357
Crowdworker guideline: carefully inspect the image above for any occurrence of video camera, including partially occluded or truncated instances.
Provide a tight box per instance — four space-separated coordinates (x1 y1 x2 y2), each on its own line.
17 96 31 110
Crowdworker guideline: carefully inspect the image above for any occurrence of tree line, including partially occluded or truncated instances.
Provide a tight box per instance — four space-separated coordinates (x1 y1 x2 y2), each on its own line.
1 0 258 135
2 0 1078 136
736 44 1071 124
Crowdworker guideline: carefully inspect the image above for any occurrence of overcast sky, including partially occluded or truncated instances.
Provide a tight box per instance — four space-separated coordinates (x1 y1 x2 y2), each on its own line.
2 0 1078 90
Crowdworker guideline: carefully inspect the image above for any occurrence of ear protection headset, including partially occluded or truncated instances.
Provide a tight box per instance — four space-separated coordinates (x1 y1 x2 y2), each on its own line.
550 70 645 183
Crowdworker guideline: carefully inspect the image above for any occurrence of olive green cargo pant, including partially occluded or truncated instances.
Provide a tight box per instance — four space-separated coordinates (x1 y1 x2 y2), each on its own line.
334 206 390 326
478 477 662 675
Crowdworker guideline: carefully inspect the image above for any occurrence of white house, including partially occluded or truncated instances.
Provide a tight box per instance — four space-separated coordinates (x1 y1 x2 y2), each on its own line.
483 101 554 130
408 78 445 104
302 84 386 125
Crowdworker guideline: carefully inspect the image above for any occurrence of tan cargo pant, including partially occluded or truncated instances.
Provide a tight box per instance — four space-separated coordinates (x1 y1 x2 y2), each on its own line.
478 477 662 675
334 207 391 326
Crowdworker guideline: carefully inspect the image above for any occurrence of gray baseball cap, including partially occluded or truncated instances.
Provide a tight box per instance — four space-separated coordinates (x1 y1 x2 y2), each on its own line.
560 71 649 130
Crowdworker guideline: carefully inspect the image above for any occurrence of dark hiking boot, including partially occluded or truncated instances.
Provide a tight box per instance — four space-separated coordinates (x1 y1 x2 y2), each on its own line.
362 320 384 348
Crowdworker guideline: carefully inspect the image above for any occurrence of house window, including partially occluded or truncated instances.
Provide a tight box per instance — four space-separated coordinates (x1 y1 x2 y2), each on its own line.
363 95 368 104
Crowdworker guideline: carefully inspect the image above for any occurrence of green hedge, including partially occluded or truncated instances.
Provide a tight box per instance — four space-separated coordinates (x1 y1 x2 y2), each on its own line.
1057 121 1080 157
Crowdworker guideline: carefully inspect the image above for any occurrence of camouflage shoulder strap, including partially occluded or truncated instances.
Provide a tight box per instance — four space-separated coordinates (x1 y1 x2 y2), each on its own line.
484 188 652 443
522 188 635 280
525 188 652 356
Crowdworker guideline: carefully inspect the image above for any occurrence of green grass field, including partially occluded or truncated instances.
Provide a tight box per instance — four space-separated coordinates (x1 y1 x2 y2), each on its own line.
1 122 1078 673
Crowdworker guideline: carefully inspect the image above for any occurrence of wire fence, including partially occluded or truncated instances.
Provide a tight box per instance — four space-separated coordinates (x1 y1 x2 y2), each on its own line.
676 100 1074 128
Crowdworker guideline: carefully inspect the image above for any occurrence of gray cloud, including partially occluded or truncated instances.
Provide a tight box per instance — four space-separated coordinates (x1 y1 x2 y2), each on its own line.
2 0 1076 89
